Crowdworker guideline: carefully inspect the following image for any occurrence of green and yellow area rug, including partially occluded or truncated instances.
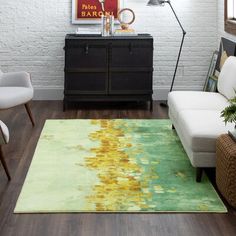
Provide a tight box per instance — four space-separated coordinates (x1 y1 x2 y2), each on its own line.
14 119 227 213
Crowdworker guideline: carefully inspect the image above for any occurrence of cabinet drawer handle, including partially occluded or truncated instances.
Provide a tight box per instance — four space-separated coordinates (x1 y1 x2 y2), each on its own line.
85 45 89 55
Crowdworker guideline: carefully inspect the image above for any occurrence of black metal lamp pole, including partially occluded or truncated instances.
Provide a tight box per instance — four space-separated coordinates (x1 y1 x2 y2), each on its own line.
167 1 186 92
147 0 186 103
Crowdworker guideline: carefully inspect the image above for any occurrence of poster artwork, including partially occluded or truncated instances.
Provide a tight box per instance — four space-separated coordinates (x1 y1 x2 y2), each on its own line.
72 0 121 24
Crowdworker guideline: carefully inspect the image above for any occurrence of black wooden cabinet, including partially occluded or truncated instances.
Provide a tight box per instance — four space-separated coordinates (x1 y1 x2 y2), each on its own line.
64 34 153 110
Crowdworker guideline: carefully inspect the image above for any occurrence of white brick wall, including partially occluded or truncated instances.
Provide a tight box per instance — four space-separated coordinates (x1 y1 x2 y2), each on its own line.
218 0 236 42
0 0 218 100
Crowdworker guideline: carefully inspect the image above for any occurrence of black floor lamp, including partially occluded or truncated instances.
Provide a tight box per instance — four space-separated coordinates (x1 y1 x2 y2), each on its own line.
147 0 186 105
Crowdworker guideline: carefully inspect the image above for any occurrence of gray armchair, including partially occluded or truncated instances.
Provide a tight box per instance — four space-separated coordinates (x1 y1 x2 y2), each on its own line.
0 69 35 126
0 120 11 180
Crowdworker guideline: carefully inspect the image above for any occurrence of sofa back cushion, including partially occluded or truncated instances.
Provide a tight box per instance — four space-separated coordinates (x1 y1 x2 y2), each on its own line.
218 56 236 99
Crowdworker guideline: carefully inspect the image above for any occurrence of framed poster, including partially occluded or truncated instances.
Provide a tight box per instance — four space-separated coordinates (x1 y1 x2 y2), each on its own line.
215 37 236 77
72 0 123 24
204 75 218 92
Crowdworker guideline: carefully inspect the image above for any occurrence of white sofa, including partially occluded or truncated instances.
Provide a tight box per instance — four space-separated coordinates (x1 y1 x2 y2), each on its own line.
168 56 236 182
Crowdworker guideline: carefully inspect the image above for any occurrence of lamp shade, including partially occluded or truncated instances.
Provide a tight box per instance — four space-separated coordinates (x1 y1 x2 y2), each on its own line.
147 0 165 6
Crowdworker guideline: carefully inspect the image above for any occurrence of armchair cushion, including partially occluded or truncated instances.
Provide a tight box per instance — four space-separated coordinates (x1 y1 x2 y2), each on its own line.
0 87 33 109
0 120 9 144
0 72 32 88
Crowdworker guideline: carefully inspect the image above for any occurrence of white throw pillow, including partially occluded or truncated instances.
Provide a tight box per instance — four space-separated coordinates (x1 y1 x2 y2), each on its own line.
217 56 236 100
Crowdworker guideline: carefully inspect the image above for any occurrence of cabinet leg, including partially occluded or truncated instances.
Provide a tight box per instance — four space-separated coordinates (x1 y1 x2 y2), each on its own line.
150 99 153 111
63 100 66 112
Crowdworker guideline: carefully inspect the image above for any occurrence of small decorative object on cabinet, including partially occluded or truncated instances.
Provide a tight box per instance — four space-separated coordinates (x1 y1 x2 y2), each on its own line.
64 34 153 110
114 8 136 36
216 134 236 208
101 14 114 36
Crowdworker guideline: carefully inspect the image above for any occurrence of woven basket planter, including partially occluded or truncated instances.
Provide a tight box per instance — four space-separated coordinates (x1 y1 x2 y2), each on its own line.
216 134 236 208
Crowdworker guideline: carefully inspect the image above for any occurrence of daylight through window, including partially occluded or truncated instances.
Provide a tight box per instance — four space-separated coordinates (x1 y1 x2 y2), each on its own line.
225 0 236 35
228 0 236 20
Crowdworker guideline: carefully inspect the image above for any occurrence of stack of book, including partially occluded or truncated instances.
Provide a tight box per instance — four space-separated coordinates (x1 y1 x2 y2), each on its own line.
75 28 101 36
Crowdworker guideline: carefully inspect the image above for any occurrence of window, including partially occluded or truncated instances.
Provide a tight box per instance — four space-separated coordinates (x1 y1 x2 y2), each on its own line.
225 0 236 35
227 0 236 19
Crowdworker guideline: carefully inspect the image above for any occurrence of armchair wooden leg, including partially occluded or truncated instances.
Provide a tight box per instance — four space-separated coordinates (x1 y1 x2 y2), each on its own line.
25 103 35 126
0 146 11 181
196 167 203 182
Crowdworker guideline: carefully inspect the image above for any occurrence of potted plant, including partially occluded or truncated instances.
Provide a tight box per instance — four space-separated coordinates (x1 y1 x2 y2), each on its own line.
221 96 236 141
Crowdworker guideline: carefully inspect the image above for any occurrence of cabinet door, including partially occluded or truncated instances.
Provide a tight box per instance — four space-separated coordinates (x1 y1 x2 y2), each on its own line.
65 40 107 69
109 71 153 94
65 40 108 94
109 40 153 94
65 72 107 95
110 41 153 67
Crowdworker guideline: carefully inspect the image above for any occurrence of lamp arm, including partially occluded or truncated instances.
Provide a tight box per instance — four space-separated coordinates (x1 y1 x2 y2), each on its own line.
165 0 186 92
169 32 186 92
166 1 186 35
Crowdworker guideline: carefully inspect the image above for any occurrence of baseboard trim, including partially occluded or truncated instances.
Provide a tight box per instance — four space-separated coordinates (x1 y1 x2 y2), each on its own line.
34 88 64 100
153 89 169 101
33 87 200 101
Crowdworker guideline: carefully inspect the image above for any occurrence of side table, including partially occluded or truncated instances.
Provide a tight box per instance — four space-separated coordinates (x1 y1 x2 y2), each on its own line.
216 134 236 208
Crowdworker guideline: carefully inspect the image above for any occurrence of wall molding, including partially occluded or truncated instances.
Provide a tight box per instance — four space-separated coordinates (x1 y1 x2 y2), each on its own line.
34 88 64 100
33 86 200 101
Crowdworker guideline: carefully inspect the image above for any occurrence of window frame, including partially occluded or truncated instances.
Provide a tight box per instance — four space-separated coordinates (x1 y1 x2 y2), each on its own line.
225 0 236 35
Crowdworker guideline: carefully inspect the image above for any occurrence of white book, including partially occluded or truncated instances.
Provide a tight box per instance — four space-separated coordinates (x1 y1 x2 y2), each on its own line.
75 28 101 35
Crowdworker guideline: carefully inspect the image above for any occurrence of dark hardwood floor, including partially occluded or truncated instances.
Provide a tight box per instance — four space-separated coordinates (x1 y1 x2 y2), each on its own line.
0 101 236 236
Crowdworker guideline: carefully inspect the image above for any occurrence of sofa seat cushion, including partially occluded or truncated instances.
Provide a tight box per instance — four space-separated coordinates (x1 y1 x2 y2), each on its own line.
168 91 229 121
178 110 234 153
0 87 33 109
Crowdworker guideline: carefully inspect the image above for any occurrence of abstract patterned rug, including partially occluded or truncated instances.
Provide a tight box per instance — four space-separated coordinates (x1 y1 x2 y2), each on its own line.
14 119 226 213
